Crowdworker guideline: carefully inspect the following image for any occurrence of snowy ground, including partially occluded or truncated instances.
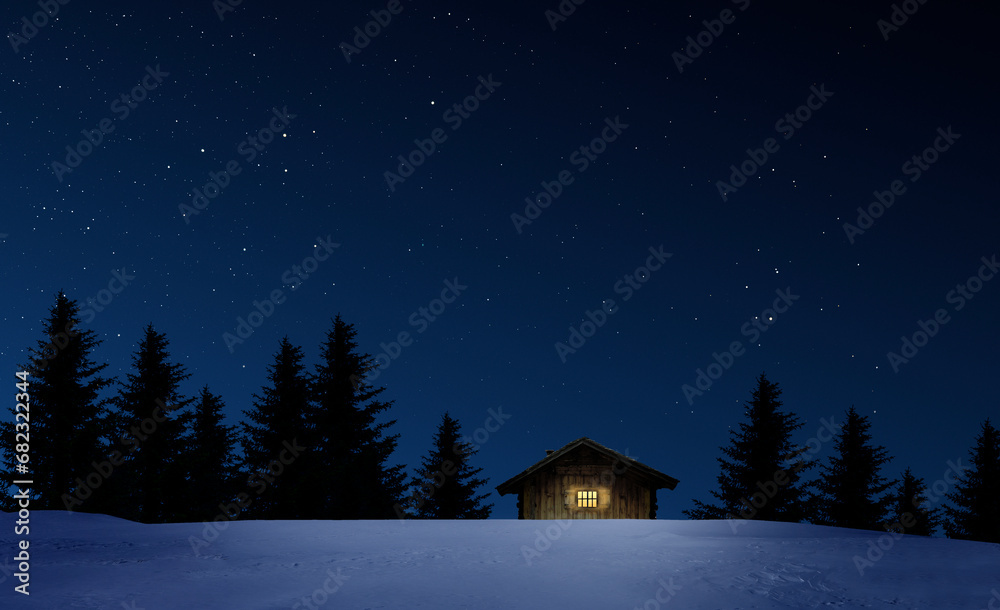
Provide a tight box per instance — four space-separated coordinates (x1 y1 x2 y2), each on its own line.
1 511 998 609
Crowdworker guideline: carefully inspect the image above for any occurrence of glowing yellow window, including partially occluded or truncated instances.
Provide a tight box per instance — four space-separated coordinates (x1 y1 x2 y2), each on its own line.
577 490 598 508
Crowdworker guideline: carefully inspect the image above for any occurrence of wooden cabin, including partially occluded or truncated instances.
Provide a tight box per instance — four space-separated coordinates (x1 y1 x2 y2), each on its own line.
495 437 679 519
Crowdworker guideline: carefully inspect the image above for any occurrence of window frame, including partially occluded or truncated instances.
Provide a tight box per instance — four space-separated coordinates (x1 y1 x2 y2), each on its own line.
577 490 598 508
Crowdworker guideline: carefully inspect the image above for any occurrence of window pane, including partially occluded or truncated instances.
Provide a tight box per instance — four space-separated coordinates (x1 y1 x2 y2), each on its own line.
577 490 597 507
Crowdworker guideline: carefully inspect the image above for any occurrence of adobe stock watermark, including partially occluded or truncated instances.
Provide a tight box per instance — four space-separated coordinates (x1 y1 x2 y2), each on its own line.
292 568 349 610
79 268 135 323
222 236 339 353
8 0 72 54
352 278 467 387
521 451 634 565
877 0 929 41
383 74 502 192
555 245 671 363
0 555 15 585
180 106 296 223
544 0 586 31
510 116 628 234
393 406 510 520
50 65 169 182
521 519 573 566
213 0 245 22
852 457 970 575
716 84 833 201
672 0 751 74
189 438 305 556
842 126 959 244
30 269 136 373
981 589 1000 610
461 406 511 452
62 396 185 511
632 576 682 609
339 0 404 63
725 415 840 533
886 254 997 372
682 287 799 405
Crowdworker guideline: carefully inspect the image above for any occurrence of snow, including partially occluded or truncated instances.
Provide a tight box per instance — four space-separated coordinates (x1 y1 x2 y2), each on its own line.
2 511 998 609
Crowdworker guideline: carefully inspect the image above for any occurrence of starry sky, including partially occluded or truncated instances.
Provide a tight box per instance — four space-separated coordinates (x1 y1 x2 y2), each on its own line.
3 0 997 521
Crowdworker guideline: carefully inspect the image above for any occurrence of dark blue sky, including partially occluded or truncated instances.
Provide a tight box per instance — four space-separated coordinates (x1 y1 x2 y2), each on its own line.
3 0 997 520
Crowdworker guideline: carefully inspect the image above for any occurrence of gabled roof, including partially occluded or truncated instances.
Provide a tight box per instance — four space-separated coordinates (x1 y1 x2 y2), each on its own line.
495 437 679 496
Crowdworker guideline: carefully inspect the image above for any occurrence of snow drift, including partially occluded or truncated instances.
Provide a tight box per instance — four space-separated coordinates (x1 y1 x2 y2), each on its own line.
1 510 998 609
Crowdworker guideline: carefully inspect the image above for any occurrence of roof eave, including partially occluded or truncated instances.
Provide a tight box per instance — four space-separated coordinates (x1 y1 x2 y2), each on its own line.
495 437 679 495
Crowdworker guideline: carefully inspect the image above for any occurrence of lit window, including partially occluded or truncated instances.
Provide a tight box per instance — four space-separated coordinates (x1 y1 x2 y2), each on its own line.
577 490 597 508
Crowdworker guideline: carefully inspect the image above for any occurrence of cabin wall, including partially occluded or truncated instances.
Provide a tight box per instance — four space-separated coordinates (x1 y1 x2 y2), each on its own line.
519 461 653 519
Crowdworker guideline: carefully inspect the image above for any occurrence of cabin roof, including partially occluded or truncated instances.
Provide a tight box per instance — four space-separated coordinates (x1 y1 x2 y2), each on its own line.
495 437 679 496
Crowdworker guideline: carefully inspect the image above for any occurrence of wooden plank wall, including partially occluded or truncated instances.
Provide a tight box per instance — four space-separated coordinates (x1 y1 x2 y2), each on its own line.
520 447 653 519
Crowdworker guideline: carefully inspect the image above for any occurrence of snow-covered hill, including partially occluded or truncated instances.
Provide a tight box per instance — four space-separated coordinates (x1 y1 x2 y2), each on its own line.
2 511 998 608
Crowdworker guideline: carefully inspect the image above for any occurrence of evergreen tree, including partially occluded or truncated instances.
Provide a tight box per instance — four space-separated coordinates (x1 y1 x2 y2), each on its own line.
945 419 1000 543
404 412 492 519
110 324 192 523
886 467 941 536
814 406 895 531
684 373 814 523
1 292 113 512
240 337 314 520
181 386 241 522
312 315 406 519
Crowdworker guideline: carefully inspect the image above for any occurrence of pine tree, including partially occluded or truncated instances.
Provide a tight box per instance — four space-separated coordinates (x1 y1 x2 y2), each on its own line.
181 386 241 522
404 412 492 519
684 373 814 523
814 406 895 531
110 324 192 523
945 419 1000 543
886 468 941 536
311 315 406 519
240 337 314 520
1 292 113 512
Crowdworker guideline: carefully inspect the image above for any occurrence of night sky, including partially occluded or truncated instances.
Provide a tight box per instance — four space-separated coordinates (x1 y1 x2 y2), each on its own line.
3 0 997 521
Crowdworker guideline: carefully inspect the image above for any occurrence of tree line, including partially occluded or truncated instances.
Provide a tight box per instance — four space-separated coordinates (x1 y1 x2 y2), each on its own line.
3 293 995 542
0 292 492 522
685 373 999 544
